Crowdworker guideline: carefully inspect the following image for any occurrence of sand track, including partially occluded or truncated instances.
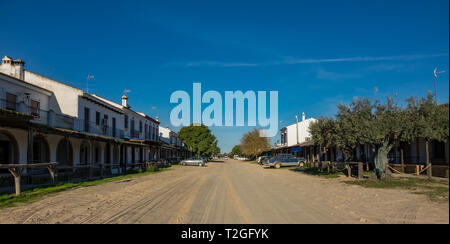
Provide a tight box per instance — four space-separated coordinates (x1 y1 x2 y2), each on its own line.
0 159 448 224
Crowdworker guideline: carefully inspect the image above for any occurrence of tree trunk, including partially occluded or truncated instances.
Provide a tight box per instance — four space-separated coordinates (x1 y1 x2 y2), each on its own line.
426 139 432 180
374 140 392 179
400 147 405 173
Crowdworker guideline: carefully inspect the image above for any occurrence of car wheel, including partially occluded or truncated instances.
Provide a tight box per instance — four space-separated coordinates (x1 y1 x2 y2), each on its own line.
275 162 281 169
183 162 187 166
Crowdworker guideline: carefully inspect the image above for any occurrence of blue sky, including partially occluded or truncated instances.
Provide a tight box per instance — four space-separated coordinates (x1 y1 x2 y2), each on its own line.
1 0 449 152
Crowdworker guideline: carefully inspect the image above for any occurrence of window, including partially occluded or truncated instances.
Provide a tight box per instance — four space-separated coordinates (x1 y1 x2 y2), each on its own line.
103 114 108 126
139 121 143 133
96 111 101 125
84 107 90 132
124 115 129 129
5 93 17 111
30 100 40 117
102 114 108 134
131 119 135 137
112 117 116 137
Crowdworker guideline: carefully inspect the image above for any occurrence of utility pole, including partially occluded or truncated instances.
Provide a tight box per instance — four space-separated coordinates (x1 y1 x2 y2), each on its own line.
295 115 299 145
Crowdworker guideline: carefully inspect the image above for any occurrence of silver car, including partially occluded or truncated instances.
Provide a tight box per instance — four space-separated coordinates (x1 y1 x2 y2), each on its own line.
180 157 206 167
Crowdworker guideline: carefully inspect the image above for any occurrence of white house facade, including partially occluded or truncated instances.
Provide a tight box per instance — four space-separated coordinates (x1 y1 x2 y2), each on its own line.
0 56 191 181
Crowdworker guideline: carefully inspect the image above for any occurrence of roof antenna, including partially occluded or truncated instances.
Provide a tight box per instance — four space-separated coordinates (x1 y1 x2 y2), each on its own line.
433 68 446 104
86 74 95 93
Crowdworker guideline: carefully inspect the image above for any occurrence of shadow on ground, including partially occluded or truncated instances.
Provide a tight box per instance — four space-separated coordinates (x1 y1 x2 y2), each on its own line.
289 167 345 179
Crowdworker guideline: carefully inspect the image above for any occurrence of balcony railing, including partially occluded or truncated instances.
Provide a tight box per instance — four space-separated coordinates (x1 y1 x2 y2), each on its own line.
1 99 154 141
0 99 48 124
0 98 18 112
51 114 124 139
74 119 124 139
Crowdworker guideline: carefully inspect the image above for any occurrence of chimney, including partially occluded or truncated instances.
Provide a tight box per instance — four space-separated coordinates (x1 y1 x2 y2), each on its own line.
0 56 25 80
302 112 306 121
122 94 129 108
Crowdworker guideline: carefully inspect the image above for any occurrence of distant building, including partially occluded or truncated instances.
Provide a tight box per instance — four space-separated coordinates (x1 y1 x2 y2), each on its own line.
158 125 187 160
280 112 316 147
262 112 316 158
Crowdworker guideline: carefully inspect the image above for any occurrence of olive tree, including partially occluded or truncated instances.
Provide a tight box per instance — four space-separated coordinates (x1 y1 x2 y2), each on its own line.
310 93 449 179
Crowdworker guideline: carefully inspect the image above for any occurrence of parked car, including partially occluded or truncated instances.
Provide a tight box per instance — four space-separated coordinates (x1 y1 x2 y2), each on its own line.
224 156 229 160
264 154 305 169
257 156 270 165
180 157 206 167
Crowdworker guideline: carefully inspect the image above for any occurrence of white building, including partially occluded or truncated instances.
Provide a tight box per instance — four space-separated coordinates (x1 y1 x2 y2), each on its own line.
159 125 187 160
0 55 190 180
280 112 317 147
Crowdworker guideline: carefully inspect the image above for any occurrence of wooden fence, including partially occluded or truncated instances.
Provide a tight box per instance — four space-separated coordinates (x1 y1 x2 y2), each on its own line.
0 161 163 196
310 161 449 180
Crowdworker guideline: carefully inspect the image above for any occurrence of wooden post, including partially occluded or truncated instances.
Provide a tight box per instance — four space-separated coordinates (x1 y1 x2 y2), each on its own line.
100 164 104 179
89 140 93 180
27 126 34 185
416 138 420 163
426 139 432 180
8 167 24 196
346 164 351 177
385 161 390 181
358 162 363 180
365 145 370 171
47 164 57 183
400 147 405 173
416 165 420 175
393 143 397 163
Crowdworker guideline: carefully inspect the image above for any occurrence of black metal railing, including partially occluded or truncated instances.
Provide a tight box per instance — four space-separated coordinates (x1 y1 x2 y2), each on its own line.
73 119 124 139
0 98 18 111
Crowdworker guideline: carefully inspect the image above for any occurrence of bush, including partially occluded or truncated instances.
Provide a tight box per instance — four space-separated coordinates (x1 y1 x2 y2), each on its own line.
146 165 160 172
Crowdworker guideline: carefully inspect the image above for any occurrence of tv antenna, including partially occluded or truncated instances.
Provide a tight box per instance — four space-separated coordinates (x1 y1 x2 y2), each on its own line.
86 74 95 93
433 68 446 104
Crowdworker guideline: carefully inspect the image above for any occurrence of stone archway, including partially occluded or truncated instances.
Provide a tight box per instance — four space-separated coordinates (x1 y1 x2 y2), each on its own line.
56 138 73 166
104 143 111 165
113 144 119 165
31 135 50 175
32 135 50 164
80 140 91 165
93 142 102 164
0 130 19 174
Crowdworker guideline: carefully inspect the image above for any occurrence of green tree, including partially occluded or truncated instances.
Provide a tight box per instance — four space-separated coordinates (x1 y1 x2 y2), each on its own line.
229 145 242 157
178 124 219 157
405 93 449 177
309 93 449 179
240 129 270 159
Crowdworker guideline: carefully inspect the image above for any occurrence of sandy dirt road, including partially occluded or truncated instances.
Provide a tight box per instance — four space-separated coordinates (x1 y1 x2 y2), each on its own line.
0 159 448 224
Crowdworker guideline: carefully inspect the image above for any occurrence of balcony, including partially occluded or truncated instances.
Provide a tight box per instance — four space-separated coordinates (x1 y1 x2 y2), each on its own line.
52 114 124 139
0 99 48 124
